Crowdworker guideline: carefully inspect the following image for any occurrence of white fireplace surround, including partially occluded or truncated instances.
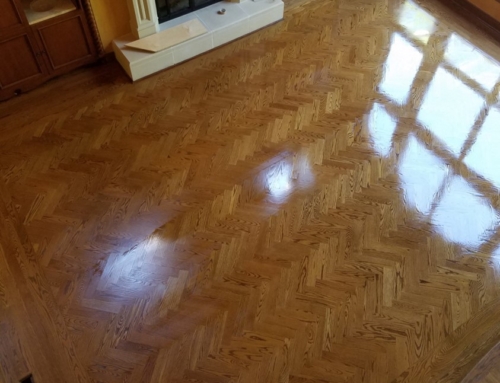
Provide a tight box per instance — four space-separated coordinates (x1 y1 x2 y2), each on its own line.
113 0 284 81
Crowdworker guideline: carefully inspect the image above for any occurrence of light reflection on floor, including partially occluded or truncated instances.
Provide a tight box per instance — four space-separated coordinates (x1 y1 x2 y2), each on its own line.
98 234 173 296
267 161 293 198
491 247 500 271
417 67 484 156
445 33 500 92
399 135 448 216
398 0 436 44
368 103 397 157
266 154 315 203
465 108 500 189
432 176 498 248
378 33 423 104
375 0 500 251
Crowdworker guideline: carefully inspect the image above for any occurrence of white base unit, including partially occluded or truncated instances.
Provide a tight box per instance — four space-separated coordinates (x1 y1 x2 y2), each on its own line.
113 0 284 81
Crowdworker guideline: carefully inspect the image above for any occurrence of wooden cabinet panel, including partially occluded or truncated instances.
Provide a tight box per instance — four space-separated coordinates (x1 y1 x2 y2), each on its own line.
36 14 94 73
0 0 98 101
0 0 23 30
0 33 45 89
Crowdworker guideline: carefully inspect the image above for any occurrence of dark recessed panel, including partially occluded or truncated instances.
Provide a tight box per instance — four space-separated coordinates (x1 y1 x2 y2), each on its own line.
0 34 43 88
37 16 91 70
0 1 23 30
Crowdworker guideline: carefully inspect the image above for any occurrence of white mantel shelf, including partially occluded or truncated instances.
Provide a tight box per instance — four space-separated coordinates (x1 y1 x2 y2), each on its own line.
113 0 284 81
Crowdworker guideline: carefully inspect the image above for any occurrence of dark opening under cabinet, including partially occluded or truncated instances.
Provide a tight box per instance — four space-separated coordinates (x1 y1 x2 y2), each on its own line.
0 0 98 101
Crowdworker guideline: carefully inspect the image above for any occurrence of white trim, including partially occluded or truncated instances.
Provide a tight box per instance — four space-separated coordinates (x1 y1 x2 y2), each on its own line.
127 0 159 39
114 0 284 81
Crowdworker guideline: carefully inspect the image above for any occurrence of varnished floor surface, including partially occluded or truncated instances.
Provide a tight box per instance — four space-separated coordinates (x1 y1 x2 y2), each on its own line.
462 341 500 383
1 0 500 382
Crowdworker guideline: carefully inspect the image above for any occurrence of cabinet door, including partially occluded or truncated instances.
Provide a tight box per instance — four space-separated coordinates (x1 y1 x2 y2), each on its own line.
0 33 48 101
35 13 95 76
0 0 25 37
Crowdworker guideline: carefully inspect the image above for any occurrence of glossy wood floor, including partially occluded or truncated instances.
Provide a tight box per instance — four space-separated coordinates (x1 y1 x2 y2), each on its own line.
1 0 500 382
462 342 500 383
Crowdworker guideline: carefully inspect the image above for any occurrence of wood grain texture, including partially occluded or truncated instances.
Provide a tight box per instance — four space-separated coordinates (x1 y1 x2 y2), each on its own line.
1 0 500 382
462 341 500 383
0 182 89 383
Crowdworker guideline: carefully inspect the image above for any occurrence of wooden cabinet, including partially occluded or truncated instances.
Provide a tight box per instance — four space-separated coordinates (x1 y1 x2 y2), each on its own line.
1 0 25 32
0 0 98 101
0 33 48 91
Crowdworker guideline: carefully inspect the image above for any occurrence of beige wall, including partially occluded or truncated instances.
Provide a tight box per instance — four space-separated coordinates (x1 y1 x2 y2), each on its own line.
468 0 500 22
90 0 131 52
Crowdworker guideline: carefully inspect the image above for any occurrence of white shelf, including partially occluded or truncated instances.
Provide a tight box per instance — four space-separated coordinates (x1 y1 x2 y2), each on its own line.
22 0 77 25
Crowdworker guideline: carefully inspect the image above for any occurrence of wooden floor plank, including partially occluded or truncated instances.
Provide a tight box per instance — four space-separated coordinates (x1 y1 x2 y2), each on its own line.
0 183 89 383
1 0 500 382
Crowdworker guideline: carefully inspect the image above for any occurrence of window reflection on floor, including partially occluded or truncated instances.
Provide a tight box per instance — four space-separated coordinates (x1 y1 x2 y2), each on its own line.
398 0 436 44
417 67 484 156
371 0 500 251
368 103 397 157
445 33 500 92
465 108 500 189
378 33 423 104
399 135 448 215
491 248 500 272
489 248 500 274
432 177 498 248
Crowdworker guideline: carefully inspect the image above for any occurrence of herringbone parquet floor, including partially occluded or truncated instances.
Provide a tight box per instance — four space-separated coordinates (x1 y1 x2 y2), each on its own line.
1 0 500 382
